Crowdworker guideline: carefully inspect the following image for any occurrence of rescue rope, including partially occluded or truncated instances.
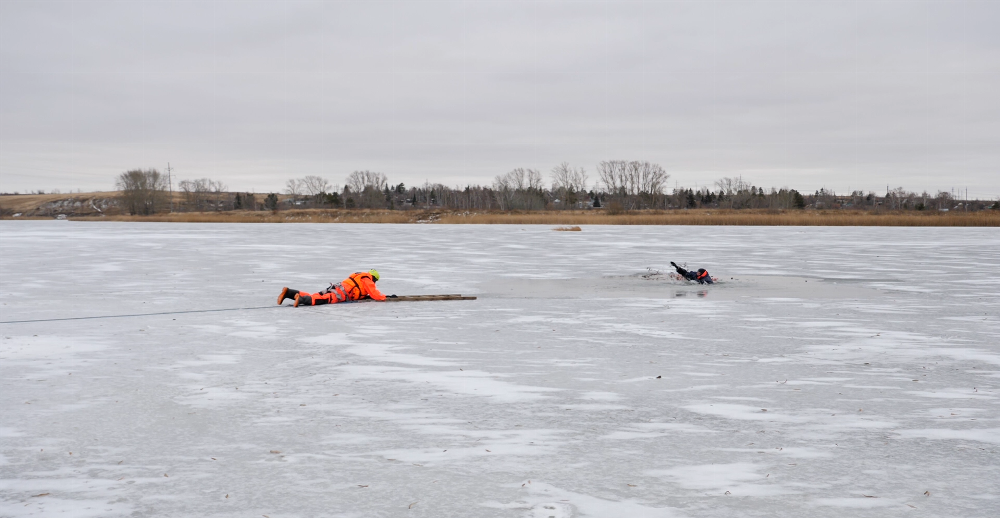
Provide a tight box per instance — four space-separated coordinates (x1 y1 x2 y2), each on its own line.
0 305 279 324
0 294 475 324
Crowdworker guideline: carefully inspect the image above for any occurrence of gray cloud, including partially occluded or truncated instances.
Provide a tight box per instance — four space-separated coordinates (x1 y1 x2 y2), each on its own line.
2 0 998 197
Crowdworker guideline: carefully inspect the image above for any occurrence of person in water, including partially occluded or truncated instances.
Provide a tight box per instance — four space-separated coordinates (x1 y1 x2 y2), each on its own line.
670 262 714 284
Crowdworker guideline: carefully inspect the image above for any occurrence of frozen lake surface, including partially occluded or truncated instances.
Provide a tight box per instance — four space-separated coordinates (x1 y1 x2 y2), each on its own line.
1 221 998 517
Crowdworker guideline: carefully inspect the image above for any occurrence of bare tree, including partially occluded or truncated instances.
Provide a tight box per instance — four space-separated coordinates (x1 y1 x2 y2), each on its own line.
493 168 544 210
886 186 914 210
527 168 544 191
116 169 168 215
345 171 389 208
933 190 953 211
178 179 201 210
714 176 754 209
280 176 336 207
550 162 588 192
282 178 304 208
178 178 228 211
300 175 331 196
630 161 669 199
597 161 669 209
550 162 588 208
492 173 516 211
210 179 228 210
346 171 388 194
495 168 542 191
597 160 629 196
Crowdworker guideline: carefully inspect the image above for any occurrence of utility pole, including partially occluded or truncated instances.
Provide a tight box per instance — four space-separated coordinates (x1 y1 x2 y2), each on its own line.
166 162 174 213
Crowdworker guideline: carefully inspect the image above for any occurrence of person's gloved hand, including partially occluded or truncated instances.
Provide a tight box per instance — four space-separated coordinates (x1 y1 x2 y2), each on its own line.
388 294 398 298
670 261 677 267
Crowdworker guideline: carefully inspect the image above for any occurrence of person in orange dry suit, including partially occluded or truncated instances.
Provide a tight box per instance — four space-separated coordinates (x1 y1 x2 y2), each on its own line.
276 269 396 307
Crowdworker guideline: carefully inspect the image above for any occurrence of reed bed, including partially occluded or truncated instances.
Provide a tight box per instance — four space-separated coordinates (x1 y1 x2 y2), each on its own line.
56 209 1000 226
72 210 418 224
436 210 999 226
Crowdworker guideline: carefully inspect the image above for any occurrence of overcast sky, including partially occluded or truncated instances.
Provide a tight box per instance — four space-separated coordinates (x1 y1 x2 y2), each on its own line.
1 0 998 198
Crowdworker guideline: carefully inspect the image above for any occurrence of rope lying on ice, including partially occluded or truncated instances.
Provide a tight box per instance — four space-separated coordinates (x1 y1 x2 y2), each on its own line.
0 305 279 324
0 295 476 324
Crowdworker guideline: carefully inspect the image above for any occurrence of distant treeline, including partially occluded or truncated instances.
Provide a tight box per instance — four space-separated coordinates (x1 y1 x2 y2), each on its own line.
108 163 998 215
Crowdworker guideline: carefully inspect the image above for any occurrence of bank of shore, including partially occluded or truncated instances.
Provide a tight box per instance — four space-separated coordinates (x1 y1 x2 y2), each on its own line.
5 208 993 226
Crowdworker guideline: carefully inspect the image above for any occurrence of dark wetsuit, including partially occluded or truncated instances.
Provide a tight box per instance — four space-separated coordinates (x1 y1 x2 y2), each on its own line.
674 266 714 284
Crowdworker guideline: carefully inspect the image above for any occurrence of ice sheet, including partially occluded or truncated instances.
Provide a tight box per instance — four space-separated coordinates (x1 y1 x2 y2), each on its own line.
1 222 998 517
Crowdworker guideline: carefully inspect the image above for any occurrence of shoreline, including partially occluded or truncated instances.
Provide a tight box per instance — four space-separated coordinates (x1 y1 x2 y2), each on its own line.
3 208 997 226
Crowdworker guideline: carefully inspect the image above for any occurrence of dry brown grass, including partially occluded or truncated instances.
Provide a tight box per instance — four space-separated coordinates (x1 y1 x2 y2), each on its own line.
5 200 996 226
435 209 999 226
553 226 582 231
72 209 421 224
0 192 119 216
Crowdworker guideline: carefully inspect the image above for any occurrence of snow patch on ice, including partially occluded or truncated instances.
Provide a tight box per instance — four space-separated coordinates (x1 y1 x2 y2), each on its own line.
578 391 622 401
0 335 108 360
685 403 898 430
897 427 1000 445
174 353 242 366
299 332 352 347
810 497 903 508
337 365 560 402
647 462 796 496
601 422 716 440
0 427 25 438
369 428 568 464
684 403 806 423
343 342 457 367
712 447 834 459
904 388 994 400
484 480 680 517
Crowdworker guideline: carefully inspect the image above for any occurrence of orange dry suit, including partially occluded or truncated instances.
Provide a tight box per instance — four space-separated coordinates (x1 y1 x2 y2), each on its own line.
306 272 386 305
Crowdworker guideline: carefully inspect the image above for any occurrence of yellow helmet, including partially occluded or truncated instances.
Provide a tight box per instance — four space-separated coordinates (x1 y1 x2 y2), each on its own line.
369 269 380 282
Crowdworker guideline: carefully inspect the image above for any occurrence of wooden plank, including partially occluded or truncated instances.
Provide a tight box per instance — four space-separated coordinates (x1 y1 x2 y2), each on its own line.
384 294 477 302
388 295 476 301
